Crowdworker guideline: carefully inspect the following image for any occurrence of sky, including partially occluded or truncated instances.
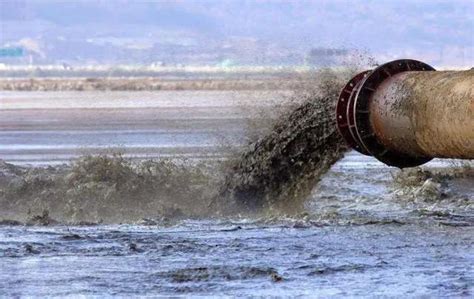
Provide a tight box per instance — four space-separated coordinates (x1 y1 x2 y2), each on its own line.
1 0 473 67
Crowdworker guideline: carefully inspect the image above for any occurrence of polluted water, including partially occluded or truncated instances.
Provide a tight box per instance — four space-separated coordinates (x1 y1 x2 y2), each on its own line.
0 69 473 297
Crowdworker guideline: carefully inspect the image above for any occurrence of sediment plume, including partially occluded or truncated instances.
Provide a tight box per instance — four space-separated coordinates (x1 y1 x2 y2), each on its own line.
218 88 347 214
0 156 218 224
0 69 356 223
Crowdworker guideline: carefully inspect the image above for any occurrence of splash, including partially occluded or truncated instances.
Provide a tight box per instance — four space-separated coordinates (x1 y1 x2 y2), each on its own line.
0 155 218 224
0 68 364 224
218 98 347 214
217 69 350 214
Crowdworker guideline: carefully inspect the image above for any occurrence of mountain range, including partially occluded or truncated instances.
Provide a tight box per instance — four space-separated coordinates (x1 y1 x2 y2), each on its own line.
1 0 472 67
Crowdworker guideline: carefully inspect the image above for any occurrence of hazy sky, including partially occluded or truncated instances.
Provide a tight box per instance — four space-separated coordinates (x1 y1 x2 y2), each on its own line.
1 0 473 66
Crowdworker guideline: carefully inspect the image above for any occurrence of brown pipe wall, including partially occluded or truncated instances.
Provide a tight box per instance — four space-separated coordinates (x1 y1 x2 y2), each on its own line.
369 70 474 159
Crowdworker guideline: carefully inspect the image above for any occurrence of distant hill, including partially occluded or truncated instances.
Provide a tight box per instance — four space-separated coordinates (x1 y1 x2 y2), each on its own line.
0 0 472 67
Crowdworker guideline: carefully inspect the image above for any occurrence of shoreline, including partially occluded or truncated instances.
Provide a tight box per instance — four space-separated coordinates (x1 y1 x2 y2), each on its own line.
0 77 304 91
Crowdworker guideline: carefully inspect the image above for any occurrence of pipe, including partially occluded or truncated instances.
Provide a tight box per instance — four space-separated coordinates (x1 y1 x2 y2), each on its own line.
336 59 474 168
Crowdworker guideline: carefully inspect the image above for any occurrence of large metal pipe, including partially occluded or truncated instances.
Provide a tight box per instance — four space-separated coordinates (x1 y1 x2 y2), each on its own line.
336 59 473 168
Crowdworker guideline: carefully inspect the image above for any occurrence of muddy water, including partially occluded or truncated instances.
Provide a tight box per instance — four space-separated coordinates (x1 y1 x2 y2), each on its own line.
0 90 286 164
1 223 472 297
0 91 473 297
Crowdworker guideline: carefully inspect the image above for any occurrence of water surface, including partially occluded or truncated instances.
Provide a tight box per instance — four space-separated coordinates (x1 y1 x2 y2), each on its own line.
0 90 472 297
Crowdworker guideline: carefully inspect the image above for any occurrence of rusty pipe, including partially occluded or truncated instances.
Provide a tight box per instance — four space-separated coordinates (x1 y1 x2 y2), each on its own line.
336 59 474 168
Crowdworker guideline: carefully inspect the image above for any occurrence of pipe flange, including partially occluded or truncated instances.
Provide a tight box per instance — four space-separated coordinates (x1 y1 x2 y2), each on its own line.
336 70 371 155
353 59 435 168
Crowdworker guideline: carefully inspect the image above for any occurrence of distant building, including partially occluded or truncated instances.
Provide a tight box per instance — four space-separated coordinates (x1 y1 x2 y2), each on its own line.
0 47 24 58
62 63 73 70
306 47 350 67
150 61 165 67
